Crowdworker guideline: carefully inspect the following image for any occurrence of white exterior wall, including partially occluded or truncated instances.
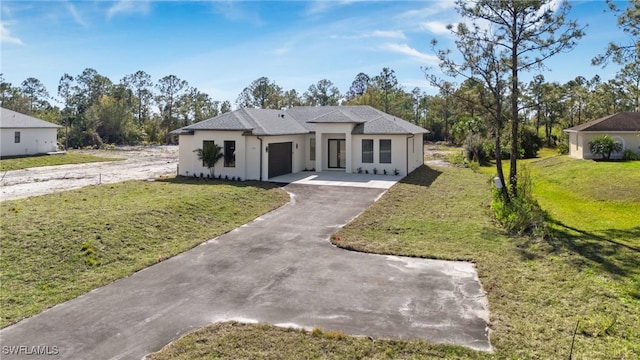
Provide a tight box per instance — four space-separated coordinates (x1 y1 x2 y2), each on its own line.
262 134 307 180
568 132 580 158
568 131 640 159
407 134 425 174
1 128 58 157
352 134 411 175
177 131 247 179
178 131 308 181
314 123 355 173
245 136 262 180
304 134 316 170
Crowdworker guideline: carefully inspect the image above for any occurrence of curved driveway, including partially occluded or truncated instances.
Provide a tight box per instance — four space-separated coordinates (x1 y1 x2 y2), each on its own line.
0 184 490 359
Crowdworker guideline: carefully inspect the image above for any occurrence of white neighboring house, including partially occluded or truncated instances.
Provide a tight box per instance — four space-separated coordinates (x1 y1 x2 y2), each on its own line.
563 112 640 159
0 107 61 157
171 105 428 180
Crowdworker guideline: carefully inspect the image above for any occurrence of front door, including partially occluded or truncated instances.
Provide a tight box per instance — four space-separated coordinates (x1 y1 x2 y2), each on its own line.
328 139 346 169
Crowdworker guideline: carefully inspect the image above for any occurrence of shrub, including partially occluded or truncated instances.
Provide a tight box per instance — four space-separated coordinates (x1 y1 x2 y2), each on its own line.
492 169 548 236
557 142 569 155
463 133 487 163
588 135 623 160
622 149 638 161
520 127 543 159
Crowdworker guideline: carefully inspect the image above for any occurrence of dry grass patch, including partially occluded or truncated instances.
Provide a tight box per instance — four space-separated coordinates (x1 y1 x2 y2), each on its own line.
147 322 488 360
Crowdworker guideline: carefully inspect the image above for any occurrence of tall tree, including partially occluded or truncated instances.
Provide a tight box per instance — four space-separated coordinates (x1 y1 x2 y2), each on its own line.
593 0 640 66
616 61 640 111
58 73 75 149
74 68 113 113
121 70 154 125
345 73 370 101
0 74 29 113
304 79 341 106
156 74 188 136
236 77 282 109
373 67 399 113
439 0 584 198
282 89 302 108
21 77 50 113
220 100 232 114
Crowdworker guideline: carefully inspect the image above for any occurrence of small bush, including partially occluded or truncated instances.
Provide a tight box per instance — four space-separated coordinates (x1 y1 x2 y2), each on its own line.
519 127 543 159
622 149 638 161
492 169 548 236
589 135 623 160
557 142 569 155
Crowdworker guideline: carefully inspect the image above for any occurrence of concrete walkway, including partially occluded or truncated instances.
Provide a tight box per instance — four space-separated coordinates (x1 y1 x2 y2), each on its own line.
0 184 490 359
269 171 401 189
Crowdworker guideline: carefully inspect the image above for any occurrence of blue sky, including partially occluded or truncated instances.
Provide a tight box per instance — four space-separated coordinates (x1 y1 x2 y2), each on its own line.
0 1 628 107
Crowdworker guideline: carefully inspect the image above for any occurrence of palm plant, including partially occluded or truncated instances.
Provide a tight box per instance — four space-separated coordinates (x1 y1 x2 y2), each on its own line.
193 141 224 177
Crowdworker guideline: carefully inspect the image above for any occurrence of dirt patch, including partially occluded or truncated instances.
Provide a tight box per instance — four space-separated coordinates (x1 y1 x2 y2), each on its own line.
1 146 178 201
424 142 459 167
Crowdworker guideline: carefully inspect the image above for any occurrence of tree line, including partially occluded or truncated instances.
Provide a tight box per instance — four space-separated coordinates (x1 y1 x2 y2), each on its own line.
0 66 424 148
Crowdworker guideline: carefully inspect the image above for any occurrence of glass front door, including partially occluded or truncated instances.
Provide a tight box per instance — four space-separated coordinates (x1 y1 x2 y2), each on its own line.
328 139 346 169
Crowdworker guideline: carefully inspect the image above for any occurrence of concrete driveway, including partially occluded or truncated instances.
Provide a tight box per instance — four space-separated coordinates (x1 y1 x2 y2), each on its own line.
0 184 490 359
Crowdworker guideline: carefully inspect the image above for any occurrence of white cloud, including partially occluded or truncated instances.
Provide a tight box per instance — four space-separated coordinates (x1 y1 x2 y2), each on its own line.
332 30 406 40
382 43 438 64
420 21 451 35
395 0 456 21
67 2 88 27
370 30 406 39
107 0 150 20
305 0 351 16
0 22 23 45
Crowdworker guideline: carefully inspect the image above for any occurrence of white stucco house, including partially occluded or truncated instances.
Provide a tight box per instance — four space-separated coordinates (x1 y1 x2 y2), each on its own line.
171 105 428 180
1 107 61 157
563 112 640 159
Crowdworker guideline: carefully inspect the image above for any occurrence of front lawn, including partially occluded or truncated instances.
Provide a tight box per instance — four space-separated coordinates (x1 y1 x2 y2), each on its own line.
332 164 638 358
0 178 289 328
149 163 638 358
0 152 122 171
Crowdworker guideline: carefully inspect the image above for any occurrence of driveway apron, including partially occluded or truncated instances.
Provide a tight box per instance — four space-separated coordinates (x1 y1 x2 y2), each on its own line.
0 184 491 359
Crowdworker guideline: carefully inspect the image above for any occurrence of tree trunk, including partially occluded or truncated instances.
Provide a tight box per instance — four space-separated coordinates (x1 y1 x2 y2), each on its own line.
509 17 519 198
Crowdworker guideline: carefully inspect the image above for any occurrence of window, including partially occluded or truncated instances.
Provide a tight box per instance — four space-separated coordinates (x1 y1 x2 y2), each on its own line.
202 141 215 167
310 137 316 161
14 131 20 143
224 141 236 167
362 139 373 163
379 139 391 163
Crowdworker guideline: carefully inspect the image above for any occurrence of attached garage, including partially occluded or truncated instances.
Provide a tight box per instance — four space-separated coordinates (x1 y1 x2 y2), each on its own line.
268 142 292 178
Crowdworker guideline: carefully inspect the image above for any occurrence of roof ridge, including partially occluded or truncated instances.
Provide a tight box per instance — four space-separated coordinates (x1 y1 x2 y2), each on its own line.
237 107 262 133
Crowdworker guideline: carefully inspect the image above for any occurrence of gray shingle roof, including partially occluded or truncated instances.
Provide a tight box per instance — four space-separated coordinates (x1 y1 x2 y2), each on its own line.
564 112 640 132
0 107 62 128
174 105 428 136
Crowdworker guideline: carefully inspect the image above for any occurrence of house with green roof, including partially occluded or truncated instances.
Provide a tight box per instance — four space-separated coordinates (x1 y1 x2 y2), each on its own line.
563 112 640 159
171 105 428 180
0 107 61 157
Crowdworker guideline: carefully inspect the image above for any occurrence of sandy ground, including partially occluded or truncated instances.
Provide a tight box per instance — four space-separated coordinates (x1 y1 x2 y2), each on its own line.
424 142 457 167
0 146 178 201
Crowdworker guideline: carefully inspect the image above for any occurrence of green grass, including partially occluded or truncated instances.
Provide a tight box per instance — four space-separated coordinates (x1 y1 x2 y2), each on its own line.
149 162 638 358
0 178 289 328
0 152 121 171
147 322 488 360
331 164 639 358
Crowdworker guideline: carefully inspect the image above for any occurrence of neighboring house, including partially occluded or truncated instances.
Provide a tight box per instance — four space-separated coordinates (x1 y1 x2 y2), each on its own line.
0 107 61 157
172 105 428 180
563 112 640 159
